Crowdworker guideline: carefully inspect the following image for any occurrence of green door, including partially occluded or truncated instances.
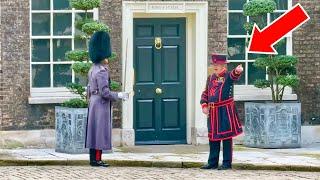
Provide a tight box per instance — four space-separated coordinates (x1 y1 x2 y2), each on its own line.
133 18 186 144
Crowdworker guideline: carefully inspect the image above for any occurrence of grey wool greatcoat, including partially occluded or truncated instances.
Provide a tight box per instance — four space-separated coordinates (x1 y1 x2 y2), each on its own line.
85 64 119 150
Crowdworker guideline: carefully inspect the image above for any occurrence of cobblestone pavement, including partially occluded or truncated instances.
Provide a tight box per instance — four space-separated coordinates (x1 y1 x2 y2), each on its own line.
0 166 319 180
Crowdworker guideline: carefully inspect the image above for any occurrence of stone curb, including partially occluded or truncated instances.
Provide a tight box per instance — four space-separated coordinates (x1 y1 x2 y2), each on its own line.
0 159 319 172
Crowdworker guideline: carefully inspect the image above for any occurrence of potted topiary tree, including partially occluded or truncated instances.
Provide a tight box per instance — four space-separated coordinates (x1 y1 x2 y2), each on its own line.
243 0 301 148
55 0 120 154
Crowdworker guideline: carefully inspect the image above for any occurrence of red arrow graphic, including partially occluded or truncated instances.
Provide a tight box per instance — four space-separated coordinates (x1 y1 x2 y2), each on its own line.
248 3 310 54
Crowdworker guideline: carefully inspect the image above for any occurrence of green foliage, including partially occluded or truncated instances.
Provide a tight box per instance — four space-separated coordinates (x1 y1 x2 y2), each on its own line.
66 50 89 62
66 83 86 99
72 62 92 76
82 21 110 36
69 0 101 10
74 34 89 40
108 52 117 62
61 98 88 108
255 55 298 72
75 18 94 30
276 75 299 88
243 0 276 35
243 0 276 16
254 79 271 89
110 80 121 91
244 22 255 33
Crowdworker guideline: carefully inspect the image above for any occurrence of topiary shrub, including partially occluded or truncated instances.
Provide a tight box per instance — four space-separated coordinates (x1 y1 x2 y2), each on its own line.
243 0 276 34
61 0 120 108
82 21 110 36
61 98 88 108
65 50 89 62
243 0 276 16
69 0 101 10
253 55 299 103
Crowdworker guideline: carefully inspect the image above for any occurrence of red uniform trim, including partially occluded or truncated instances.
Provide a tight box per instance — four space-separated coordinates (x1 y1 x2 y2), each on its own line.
211 107 214 139
208 134 238 141
208 98 234 107
231 103 242 129
231 103 238 134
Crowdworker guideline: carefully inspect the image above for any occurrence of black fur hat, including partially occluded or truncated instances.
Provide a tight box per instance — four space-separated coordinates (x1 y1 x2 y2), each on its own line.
89 31 112 63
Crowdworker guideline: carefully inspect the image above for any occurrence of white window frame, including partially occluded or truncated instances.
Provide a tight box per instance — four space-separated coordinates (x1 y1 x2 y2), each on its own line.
227 0 297 101
29 0 98 104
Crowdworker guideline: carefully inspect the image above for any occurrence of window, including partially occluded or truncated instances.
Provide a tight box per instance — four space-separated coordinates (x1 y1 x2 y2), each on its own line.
227 0 292 85
30 0 97 93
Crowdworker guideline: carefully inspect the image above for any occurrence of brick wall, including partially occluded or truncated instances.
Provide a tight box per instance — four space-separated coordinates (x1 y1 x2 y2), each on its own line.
293 0 320 124
0 0 34 130
100 0 123 128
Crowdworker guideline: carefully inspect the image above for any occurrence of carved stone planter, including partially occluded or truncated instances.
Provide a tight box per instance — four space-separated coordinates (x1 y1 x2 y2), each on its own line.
55 106 88 154
244 102 301 148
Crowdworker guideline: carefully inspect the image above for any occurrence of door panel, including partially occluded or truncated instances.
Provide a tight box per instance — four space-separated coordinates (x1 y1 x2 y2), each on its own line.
133 18 186 144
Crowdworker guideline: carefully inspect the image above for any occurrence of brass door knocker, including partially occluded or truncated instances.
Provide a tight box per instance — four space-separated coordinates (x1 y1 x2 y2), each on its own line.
154 37 162 50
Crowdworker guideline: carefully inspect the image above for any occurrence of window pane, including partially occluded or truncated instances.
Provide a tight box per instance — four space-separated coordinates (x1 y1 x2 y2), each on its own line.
74 38 87 50
229 13 247 35
248 62 266 85
75 13 94 22
53 39 71 61
32 13 50 36
53 0 70 10
271 12 284 22
32 39 50 62
53 13 72 36
275 38 287 55
227 38 245 60
248 53 267 60
53 64 72 87
228 0 246 10
228 63 246 85
32 65 50 87
53 39 72 62
275 0 288 10
32 0 50 10
249 15 267 29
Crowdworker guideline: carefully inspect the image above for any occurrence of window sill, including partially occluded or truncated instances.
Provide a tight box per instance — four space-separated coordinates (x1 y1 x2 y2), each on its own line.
28 96 79 104
29 87 80 104
234 94 298 101
233 85 298 101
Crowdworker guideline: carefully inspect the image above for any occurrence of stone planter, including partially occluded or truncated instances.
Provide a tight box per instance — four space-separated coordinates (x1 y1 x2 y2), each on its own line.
244 102 301 148
55 106 88 154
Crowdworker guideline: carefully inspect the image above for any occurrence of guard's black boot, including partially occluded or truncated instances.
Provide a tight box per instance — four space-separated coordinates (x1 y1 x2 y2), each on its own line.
89 149 96 166
218 164 232 170
90 161 109 167
200 164 218 170
96 161 110 167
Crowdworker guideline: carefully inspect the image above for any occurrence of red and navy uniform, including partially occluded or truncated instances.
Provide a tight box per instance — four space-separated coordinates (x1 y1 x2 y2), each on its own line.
200 68 243 167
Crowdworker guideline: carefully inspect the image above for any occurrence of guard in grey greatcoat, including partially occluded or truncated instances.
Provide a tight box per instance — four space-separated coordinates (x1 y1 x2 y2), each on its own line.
85 31 128 167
